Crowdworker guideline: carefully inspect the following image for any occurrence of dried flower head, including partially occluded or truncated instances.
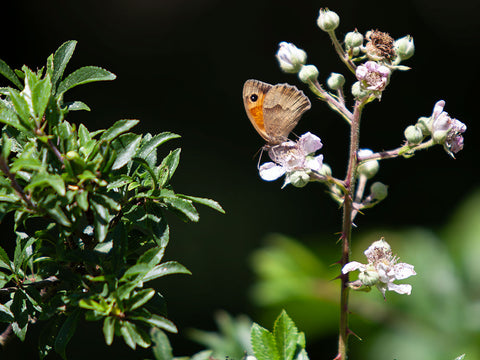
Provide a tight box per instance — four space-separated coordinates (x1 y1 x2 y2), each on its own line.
365 30 396 62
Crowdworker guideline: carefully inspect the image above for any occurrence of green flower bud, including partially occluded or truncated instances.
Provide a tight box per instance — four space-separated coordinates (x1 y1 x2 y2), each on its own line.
357 149 379 179
404 125 424 145
66 151 79 160
395 35 415 61
288 170 310 188
370 182 388 201
298 65 319 84
416 116 432 135
345 30 363 48
351 81 369 99
359 265 379 286
327 72 345 90
433 129 449 144
318 163 332 177
317 9 340 32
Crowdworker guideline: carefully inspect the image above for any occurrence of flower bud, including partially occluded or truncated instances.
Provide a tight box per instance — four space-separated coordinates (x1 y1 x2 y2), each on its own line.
358 265 379 286
416 116 432 135
298 65 319 84
317 9 340 32
351 81 369 99
288 170 310 188
394 35 415 61
327 72 345 90
432 129 449 144
370 182 388 201
276 42 307 74
345 30 363 48
318 163 332 177
66 150 79 160
404 125 424 145
357 149 379 179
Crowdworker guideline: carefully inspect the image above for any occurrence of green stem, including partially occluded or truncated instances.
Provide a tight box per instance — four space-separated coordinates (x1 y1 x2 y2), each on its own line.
328 31 357 74
358 139 435 162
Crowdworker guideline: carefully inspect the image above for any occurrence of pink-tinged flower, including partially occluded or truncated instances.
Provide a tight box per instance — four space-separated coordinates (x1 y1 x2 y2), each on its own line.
276 42 307 74
356 61 391 92
342 238 416 298
429 100 466 156
259 132 324 188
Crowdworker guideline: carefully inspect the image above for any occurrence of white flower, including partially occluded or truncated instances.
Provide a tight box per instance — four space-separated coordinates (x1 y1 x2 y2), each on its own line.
259 132 324 188
342 238 416 298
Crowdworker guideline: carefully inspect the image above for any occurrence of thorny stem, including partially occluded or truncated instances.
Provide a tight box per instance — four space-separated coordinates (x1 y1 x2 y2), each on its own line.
308 80 353 124
338 99 364 360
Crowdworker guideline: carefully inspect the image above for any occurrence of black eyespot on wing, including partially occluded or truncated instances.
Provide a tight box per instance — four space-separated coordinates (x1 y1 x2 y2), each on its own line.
250 94 258 102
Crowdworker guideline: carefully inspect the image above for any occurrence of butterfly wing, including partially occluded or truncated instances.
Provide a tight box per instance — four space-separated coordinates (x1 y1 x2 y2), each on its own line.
243 79 273 142
262 83 311 144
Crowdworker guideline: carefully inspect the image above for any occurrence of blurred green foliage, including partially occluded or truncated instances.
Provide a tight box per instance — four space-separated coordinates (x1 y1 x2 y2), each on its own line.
249 190 480 360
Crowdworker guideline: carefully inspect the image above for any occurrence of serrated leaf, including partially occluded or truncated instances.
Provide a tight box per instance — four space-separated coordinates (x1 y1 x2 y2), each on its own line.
273 311 298 360
52 40 77 89
136 132 180 163
10 157 43 173
0 58 23 89
32 75 52 119
251 323 280 360
54 310 81 359
25 173 65 196
56 66 116 95
112 134 142 170
178 195 225 214
103 317 116 345
151 329 173 360
100 119 139 142
143 261 191 282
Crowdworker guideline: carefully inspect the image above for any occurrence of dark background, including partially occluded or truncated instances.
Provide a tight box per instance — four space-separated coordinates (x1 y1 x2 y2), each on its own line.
1 0 479 359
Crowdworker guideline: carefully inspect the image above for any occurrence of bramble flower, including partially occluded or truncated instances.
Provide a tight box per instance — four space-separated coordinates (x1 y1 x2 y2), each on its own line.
342 238 416 298
356 61 391 93
276 42 307 74
429 100 466 156
259 132 324 188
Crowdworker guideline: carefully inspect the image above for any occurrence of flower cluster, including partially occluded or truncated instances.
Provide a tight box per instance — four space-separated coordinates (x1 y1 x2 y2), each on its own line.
259 132 324 188
342 238 416 297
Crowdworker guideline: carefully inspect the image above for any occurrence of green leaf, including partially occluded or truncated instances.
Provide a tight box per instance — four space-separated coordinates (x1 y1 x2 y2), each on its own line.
0 303 14 323
161 195 199 222
127 322 151 348
52 40 77 89
190 350 214 360
0 58 23 89
11 291 29 341
251 323 280 360
75 190 89 211
91 200 109 242
128 289 156 311
32 74 52 119
46 205 71 227
158 148 181 186
103 317 116 345
0 106 29 132
136 132 180 164
64 101 91 112
273 311 298 360
143 261 191 282
38 317 63 360
100 119 139 142
0 245 11 270
112 134 142 170
136 314 178 333
10 157 43 173
137 246 165 267
178 194 225 214
120 321 137 350
25 173 66 196
8 87 31 125
56 66 116 95
54 310 81 360
151 329 173 360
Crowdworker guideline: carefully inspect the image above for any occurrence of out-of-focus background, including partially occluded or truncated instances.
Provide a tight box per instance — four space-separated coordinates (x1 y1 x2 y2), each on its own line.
1 1 479 359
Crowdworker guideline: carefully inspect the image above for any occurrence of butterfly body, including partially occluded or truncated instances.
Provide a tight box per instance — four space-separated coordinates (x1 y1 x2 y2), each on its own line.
243 79 311 145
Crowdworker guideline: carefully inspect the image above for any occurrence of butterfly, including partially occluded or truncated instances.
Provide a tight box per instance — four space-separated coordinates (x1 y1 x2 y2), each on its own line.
242 79 311 146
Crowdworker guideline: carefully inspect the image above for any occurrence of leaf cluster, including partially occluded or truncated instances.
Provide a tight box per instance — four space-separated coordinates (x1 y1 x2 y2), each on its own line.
0 41 223 358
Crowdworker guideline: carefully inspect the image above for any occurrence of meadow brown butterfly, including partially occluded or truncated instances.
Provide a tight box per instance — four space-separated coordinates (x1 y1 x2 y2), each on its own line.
243 79 311 146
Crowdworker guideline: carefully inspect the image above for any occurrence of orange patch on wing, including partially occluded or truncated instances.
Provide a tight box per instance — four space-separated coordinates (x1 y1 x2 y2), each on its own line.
249 105 265 130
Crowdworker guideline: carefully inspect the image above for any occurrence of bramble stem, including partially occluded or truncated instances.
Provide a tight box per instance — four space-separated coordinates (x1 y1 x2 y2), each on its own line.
0 155 35 209
357 139 435 162
308 80 353 124
327 31 357 74
338 99 364 360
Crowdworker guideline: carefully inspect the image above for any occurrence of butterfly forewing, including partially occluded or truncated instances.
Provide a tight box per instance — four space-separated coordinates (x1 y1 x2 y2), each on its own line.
242 80 273 142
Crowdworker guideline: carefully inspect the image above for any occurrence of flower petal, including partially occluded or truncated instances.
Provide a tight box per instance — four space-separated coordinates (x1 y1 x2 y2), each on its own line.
342 261 366 274
387 283 412 295
305 155 323 172
393 263 416 280
259 162 286 181
298 132 323 154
